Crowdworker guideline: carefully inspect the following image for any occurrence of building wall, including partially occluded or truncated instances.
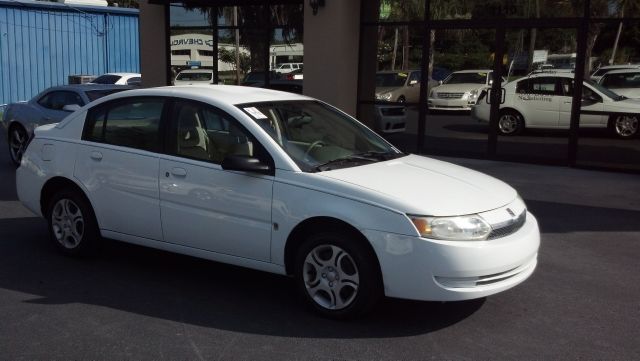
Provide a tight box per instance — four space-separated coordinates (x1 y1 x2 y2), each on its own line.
138 0 168 87
303 0 361 117
0 0 139 105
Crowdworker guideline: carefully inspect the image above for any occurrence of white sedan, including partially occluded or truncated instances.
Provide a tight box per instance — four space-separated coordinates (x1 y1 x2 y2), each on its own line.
599 69 640 99
17 86 539 318
429 70 503 111
472 73 640 138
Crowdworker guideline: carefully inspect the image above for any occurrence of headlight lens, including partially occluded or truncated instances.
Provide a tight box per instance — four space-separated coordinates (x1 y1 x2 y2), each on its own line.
469 89 479 99
409 214 492 241
376 92 393 101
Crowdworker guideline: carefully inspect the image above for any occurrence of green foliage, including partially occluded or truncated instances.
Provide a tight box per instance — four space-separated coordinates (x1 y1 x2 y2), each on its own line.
218 48 251 74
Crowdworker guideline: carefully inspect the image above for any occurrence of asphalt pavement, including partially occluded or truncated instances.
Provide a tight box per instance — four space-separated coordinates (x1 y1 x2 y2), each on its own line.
0 131 639 360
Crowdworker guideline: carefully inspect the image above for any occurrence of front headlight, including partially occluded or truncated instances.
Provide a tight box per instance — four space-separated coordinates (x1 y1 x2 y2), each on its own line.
409 214 492 241
469 89 479 99
376 92 393 101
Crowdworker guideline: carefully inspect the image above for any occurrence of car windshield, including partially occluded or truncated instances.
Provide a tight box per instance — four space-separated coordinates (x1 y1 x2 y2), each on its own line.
376 73 409 87
444 72 488 84
584 78 623 100
84 88 130 102
176 72 212 81
237 100 404 172
92 75 122 84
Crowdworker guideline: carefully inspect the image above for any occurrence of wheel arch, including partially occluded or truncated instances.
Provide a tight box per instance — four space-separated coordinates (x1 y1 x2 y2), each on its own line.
40 177 93 219
283 216 382 279
499 107 526 124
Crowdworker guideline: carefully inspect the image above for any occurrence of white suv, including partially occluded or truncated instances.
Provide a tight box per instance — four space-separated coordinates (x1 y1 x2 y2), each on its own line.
472 73 640 138
274 63 303 74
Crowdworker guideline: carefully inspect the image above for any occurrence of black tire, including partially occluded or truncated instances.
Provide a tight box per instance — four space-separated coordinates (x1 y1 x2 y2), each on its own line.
608 114 639 139
497 109 524 136
45 189 101 256
7 123 28 167
294 231 382 319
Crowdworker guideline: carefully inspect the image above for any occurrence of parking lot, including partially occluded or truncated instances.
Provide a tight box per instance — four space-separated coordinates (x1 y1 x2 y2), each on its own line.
0 132 639 359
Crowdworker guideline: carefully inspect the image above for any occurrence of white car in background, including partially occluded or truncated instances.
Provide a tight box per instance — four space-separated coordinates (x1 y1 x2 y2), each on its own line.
429 70 503 111
273 63 302 74
173 69 214 85
16 85 539 319
472 72 640 138
590 64 640 83
89 72 141 86
598 69 640 99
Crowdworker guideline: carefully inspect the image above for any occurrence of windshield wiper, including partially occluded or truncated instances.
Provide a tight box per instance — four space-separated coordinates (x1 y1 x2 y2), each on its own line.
315 151 404 172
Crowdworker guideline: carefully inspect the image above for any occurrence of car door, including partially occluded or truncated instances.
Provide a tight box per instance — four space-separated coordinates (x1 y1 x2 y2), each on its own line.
406 71 421 103
558 78 605 127
74 97 165 241
513 77 561 127
35 90 85 124
158 99 274 261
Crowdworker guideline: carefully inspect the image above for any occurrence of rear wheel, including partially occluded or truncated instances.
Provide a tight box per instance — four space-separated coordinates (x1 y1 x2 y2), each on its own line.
8 124 27 166
497 110 524 136
609 114 638 139
294 231 382 319
46 189 101 256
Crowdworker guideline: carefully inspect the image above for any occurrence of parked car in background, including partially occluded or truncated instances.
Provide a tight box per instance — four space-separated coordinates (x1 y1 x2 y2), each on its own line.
598 69 640 99
173 69 215 85
590 64 640 83
472 72 639 138
89 73 141 86
16 85 539 319
2 84 134 165
375 70 437 103
429 70 503 111
273 62 303 74
285 68 304 80
241 71 282 86
247 79 303 94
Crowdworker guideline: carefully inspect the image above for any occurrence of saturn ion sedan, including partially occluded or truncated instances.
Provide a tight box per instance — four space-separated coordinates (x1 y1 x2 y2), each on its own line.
16 85 540 319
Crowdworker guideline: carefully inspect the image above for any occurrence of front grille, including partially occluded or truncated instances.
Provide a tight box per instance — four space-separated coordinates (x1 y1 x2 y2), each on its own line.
380 107 405 116
436 92 464 99
487 210 526 240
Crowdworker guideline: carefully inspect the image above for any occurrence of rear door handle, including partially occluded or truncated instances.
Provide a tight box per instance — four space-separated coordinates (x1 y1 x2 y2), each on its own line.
170 167 187 177
90 151 103 161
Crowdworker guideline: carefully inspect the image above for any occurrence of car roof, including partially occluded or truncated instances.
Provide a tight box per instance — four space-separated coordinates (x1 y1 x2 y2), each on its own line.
377 70 419 74
452 69 492 73
101 85 311 105
603 69 640 75
100 73 140 77
178 69 214 74
597 64 640 70
41 84 136 92
525 72 575 79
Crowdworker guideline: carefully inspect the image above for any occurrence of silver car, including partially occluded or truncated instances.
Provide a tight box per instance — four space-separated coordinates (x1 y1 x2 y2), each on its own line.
2 84 133 166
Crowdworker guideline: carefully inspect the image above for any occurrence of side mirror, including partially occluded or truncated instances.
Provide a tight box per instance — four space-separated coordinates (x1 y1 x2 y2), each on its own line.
62 104 81 112
221 155 272 175
438 80 443 85
409 79 418 86
486 88 506 104
489 80 494 86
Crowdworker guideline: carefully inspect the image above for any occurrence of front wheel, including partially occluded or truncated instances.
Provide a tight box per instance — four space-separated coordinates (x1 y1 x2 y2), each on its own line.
46 189 101 256
294 231 382 319
609 114 639 139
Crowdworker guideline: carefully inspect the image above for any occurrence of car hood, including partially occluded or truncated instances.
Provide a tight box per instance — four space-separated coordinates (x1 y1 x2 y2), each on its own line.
375 87 402 95
604 97 640 111
318 154 517 216
432 84 484 93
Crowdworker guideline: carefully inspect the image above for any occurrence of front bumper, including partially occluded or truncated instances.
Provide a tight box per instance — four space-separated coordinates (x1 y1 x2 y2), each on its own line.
428 97 476 111
375 105 406 133
363 212 540 301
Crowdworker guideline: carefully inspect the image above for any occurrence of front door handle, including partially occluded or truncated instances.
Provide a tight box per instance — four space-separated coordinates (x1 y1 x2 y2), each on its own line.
170 167 187 177
90 151 103 161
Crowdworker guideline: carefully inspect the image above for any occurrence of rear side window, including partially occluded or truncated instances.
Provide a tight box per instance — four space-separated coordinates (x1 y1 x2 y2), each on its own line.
516 77 558 95
83 98 164 152
38 91 84 110
126 77 142 86
92 75 122 84
601 73 640 88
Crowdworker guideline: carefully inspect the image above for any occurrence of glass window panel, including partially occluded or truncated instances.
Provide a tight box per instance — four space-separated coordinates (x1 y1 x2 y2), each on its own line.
428 0 584 19
169 4 215 85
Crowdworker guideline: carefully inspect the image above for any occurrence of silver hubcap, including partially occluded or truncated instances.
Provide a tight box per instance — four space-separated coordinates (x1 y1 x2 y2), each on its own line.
499 114 519 134
9 128 27 163
51 199 85 249
303 244 359 310
615 115 638 137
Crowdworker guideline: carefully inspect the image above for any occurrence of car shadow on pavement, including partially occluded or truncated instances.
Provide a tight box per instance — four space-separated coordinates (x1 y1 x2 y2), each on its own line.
0 217 484 338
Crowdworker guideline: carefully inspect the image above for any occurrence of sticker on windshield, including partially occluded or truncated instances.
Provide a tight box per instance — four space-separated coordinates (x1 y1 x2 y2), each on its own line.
244 107 268 119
